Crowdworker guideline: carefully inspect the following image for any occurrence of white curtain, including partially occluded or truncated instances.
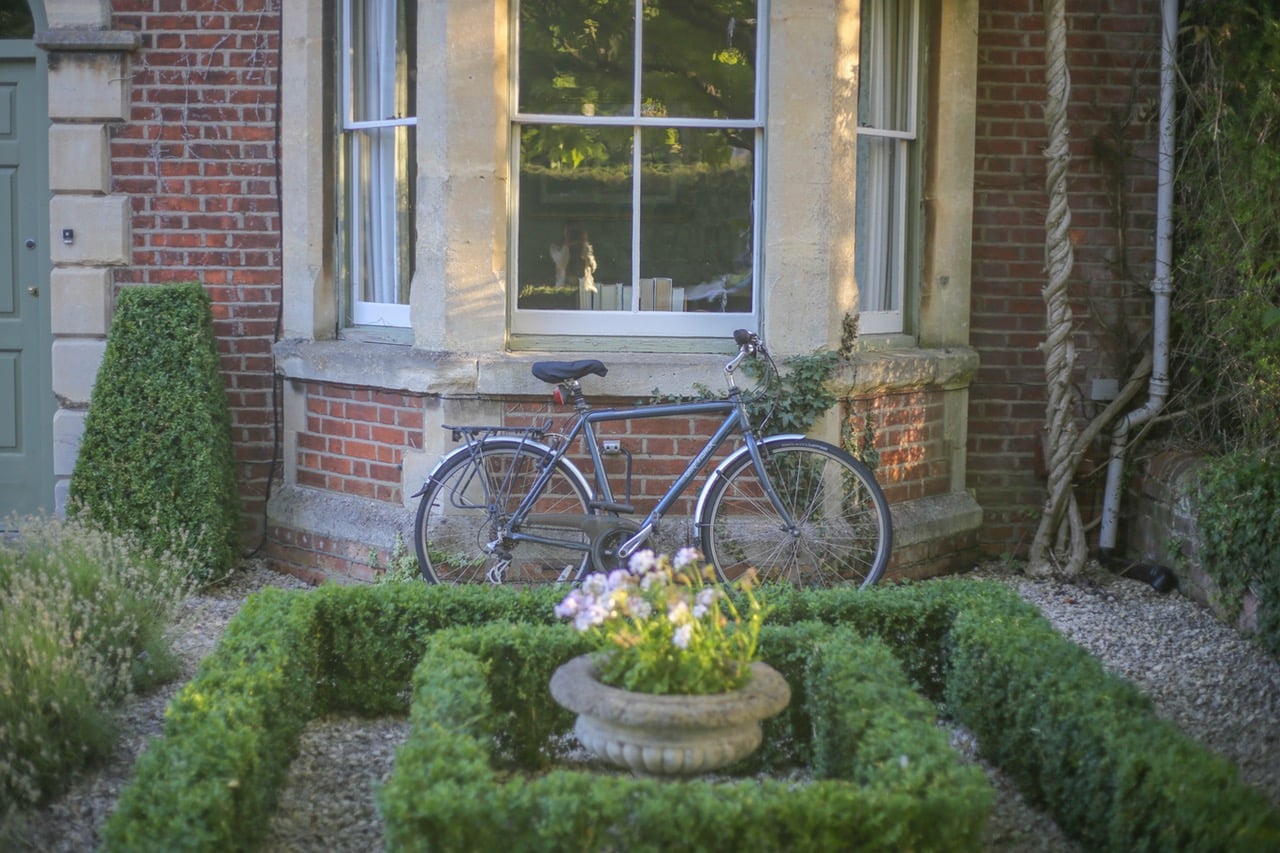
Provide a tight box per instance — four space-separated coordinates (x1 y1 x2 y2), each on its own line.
346 0 412 311
855 0 916 320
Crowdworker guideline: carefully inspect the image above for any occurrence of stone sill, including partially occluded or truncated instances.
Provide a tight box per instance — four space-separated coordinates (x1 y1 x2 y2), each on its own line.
35 30 141 52
273 338 979 400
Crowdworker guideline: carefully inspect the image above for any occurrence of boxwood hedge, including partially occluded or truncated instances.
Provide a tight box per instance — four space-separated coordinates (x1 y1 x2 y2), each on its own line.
103 580 1280 851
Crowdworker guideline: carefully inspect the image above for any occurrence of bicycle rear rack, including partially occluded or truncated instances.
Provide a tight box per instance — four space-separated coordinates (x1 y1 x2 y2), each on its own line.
444 421 552 444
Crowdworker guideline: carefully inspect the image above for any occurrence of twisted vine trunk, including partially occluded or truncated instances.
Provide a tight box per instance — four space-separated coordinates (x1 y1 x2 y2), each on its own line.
1028 0 1086 577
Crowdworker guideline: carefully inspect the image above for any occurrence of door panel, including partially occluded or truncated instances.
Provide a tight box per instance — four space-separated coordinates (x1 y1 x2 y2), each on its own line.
0 41 53 519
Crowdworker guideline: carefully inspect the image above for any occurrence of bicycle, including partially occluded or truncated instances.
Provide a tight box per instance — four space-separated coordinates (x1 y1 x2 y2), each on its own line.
411 330 892 587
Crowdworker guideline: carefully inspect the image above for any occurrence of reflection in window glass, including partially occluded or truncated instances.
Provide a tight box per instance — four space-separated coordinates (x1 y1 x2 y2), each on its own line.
0 0 34 39
513 1 762 326
517 126 634 310
518 1 635 117
639 127 753 311
642 1 757 120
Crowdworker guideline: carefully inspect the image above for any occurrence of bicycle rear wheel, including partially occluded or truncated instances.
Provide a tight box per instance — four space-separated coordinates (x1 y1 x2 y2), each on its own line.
698 438 891 588
414 440 593 583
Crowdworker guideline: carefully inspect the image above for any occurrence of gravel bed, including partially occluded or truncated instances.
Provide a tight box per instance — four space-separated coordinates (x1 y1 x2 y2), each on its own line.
4 560 1278 851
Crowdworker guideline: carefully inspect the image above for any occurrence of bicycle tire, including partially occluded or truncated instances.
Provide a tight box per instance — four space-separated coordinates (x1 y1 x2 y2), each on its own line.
698 438 892 588
414 440 593 583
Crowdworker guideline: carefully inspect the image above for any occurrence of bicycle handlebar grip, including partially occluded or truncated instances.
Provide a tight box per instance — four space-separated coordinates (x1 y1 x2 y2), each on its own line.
733 329 756 347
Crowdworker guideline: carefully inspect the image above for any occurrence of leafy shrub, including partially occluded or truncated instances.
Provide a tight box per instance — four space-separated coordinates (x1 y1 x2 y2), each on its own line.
944 585 1280 849
103 587 318 852
0 515 191 820
69 282 242 584
105 579 1280 851
1173 2 1280 453
1197 452 1280 656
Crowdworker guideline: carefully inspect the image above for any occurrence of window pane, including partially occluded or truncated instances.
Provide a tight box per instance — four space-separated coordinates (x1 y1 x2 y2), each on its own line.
341 0 416 323
516 125 634 311
855 135 903 314
640 127 753 312
858 0 913 133
642 1 758 120
0 0 34 39
347 125 415 307
348 0 416 123
518 0 635 117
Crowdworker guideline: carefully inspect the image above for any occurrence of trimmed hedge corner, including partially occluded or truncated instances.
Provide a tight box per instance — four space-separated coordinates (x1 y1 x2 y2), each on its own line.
69 282 242 583
104 581 1280 851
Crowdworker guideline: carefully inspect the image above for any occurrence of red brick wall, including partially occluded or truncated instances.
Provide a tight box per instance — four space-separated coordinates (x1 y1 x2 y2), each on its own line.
847 390 951 506
295 384 425 505
968 0 1162 558
110 0 283 548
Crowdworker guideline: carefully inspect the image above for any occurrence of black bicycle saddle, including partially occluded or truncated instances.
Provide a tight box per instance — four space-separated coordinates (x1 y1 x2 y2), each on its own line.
531 360 609 384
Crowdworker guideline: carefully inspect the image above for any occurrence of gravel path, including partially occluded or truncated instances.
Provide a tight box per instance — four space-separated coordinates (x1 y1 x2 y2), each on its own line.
4 560 1277 851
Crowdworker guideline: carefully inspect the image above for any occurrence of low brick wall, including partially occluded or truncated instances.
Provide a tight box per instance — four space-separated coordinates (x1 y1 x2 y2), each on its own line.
1125 450 1258 633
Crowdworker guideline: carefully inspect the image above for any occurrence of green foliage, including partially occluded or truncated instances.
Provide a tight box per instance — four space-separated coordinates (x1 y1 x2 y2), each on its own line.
0 515 191 820
69 283 242 584
1196 452 1280 656
745 348 839 435
647 347 840 438
1172 2 1280 454
372 535 420 584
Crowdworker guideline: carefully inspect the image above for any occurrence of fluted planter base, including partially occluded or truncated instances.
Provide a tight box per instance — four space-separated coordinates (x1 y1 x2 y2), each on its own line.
549 654 791 777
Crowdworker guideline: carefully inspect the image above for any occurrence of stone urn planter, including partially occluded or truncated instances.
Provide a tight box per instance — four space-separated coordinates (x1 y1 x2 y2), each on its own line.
549 654 791 776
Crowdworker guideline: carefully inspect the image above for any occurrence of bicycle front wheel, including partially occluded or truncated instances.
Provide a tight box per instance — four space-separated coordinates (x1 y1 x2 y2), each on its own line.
699 438 892 588
414 441 593 583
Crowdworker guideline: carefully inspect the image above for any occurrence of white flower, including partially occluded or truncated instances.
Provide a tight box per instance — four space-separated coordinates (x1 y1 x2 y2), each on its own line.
628 550 658 575
692 587 720 618
554 592 581 620
582 572 608 597
625 596 653 620
575 602 609 632
673 623 694 650
673 546 701 570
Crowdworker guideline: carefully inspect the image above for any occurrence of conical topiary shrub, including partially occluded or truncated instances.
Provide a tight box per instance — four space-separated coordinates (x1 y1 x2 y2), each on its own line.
70 282 242 583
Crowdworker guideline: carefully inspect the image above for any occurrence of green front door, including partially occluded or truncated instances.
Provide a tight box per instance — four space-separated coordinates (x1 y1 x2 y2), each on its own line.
0 7 53 519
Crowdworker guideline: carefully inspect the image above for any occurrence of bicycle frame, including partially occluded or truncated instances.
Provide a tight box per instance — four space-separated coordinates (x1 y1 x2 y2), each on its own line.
502 366 799 566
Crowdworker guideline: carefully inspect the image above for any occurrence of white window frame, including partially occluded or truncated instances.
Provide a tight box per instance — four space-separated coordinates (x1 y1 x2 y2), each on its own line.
339 0 415 328
509 1 767 340
856 0 921 336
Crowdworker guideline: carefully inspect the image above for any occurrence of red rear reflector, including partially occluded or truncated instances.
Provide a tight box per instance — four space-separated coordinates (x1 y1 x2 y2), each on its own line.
553 386 566 406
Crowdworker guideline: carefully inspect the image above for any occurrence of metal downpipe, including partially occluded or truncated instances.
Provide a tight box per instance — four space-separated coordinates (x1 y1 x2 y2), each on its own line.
1098 0 1178 555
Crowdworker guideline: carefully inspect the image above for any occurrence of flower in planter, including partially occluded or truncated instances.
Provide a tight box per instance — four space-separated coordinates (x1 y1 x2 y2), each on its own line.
554 548 767 695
